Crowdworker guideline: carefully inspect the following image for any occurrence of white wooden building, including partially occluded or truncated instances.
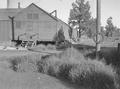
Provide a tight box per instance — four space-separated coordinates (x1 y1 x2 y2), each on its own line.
0 3 70 42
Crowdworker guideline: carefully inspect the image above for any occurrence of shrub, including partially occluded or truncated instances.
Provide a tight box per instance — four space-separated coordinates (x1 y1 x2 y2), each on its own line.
9 56 22 71
53 26 65 43
69 59 117 89
36 48 118 89
8 53 42 72
53 27 72 50
47 44 56 50
58 63 73 80
56 40 72 50
7 47 118 89
59 47 85 61
36 55 68 77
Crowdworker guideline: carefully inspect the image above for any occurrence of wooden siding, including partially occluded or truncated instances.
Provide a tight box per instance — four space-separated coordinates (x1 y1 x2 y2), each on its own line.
0 4 70 42
14 20 57 41
13 4 57 41
0 20 11 41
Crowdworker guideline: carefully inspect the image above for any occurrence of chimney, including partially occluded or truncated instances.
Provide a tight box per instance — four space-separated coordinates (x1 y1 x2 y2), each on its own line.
7 0 10 8
18 2 21 9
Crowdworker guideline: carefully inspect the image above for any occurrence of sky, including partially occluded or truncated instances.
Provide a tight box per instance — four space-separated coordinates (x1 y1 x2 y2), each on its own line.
0 0 120 28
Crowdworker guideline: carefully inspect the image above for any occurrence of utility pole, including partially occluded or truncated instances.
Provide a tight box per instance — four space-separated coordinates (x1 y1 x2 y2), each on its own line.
9 16 15 41
96 0 101 58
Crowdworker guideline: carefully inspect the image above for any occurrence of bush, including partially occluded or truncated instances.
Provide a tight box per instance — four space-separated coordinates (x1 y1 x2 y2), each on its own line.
59 47 85 61
58 63 73 80
8 53 42 72
7 47 118 89
56 40 72 50
9 56 22 71
53 27 72 50
36 55 61 76
69 59 117 89
36 48 118 89
47 44 56 50
53 26 65 43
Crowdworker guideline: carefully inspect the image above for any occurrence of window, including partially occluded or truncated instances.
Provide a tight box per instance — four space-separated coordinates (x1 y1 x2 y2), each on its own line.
27 13 32 19
16 21 21 29
27 13 39 19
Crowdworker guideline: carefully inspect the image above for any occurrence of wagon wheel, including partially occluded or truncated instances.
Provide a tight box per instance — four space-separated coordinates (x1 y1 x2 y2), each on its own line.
21 41 26 47
26 41 33 48
92 33 104 44
31 41 36 47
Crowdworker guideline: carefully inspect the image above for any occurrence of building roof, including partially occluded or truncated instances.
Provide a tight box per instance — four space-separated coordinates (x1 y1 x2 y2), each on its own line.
0 3 57 21
29 3 57 21
0 3 70 28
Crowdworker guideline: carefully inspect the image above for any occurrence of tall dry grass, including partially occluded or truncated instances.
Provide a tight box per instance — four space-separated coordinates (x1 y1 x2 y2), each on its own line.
8 47 119 89
36 48 118 89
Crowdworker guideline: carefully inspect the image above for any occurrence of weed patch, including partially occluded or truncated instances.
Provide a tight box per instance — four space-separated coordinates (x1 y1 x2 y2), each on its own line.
36 48 118 89
7 48 119 89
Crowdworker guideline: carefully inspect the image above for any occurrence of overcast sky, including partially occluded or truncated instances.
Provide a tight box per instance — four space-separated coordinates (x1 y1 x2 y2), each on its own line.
0 0 120 28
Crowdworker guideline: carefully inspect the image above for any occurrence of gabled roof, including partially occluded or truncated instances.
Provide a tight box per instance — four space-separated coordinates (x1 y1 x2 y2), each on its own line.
28 3 58 21
0 3 57 21
0 3 70 28
28 3 70 26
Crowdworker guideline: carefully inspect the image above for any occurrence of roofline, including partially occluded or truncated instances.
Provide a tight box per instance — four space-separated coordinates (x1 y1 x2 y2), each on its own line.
58 18 70 27
29 3 58 21
30 3 70 27
0 3 71 28
5 3 58 21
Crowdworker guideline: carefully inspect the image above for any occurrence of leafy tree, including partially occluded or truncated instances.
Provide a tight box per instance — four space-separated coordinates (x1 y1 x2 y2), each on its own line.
86 28 93 38
69 0 91 38
68 28 73 39
105 17 115 37
101 26 106 36
68 27 73 39
86 18 96 38
53 26 65 43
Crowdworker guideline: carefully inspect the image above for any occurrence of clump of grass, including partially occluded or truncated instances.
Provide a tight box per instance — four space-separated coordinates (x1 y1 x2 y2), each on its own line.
7 47 118 89
9 56 22 71
8 53 42 72
36 55 62 76
58 47 85 61
69 59 116 89
47 44 56 50
58 63 73 80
